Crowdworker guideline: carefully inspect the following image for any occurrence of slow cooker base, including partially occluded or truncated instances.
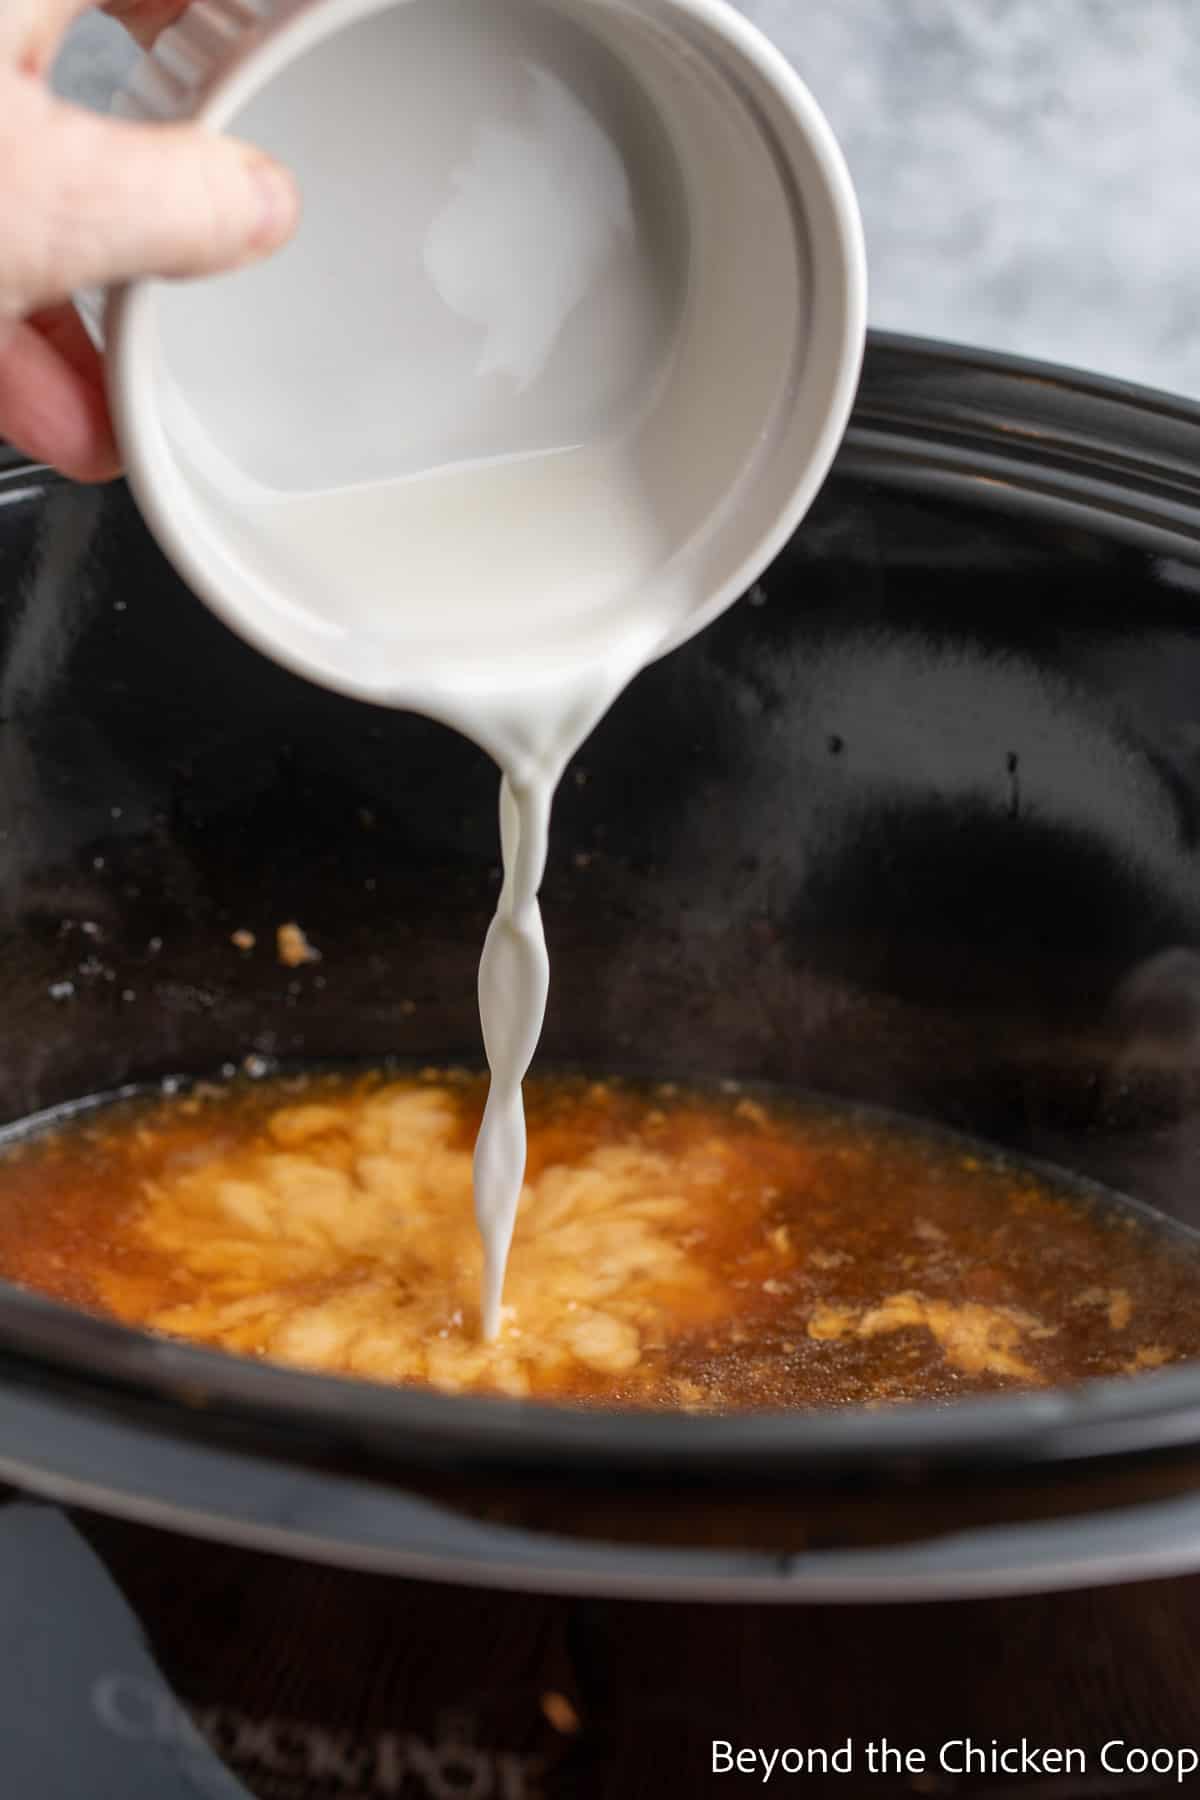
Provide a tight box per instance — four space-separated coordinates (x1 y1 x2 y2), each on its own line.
6 1489 1194 1798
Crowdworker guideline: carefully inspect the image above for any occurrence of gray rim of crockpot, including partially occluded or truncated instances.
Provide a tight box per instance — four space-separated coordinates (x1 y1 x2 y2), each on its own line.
6 1378 1200 1603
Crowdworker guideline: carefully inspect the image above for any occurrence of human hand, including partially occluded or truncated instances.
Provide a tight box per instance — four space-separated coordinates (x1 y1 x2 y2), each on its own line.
1 0 299 482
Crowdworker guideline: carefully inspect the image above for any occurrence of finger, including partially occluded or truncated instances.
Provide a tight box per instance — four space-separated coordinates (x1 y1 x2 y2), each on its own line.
101 0 192 52
29 299 110 390
0 311 120 483
6 0 190 79
10 92 299 309
1 0 93 75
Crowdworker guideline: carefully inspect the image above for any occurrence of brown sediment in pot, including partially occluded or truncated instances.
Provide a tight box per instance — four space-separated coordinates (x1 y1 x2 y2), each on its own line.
276 921 320 967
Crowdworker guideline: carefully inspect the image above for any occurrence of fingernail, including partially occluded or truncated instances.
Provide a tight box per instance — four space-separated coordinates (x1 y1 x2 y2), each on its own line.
249 157 300 252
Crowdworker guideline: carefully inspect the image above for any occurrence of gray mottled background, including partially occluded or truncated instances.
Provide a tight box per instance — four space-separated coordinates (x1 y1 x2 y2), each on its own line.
54 0 1200 399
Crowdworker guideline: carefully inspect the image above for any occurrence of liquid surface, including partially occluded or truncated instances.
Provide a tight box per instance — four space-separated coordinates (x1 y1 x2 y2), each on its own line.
1 1071 1197 1411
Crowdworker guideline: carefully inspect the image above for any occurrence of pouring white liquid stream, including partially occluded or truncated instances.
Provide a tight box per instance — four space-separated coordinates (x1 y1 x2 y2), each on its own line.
474 776 552 1339
473 761 583 1335
462 615 665 1338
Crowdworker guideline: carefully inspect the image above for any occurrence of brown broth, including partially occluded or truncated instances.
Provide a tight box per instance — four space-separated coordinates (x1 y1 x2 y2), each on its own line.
0 1069 1196 1411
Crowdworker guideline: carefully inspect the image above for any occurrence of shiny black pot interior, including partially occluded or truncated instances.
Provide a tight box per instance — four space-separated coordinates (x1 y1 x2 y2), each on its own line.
4 337 1200 1549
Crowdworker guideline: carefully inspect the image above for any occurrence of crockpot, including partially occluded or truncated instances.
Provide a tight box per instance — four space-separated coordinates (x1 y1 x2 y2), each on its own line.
2 334 1200 1796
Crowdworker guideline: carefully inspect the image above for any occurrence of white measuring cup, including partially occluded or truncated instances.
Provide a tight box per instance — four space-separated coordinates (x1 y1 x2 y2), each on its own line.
104 0 866 754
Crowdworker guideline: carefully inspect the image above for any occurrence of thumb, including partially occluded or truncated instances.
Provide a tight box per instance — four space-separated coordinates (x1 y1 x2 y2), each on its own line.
24 97 299 305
